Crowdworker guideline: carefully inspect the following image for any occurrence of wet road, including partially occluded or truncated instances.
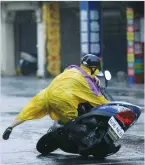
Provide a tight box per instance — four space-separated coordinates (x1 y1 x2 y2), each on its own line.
0 77 144 165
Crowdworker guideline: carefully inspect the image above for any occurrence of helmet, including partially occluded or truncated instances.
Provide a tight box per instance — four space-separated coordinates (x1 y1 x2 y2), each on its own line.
81 54 103 75
81 54 101 69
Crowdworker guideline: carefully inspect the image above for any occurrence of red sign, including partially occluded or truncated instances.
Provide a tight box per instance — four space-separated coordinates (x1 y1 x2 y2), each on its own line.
127 25 134 32
128 46 134 54
128 68 134 76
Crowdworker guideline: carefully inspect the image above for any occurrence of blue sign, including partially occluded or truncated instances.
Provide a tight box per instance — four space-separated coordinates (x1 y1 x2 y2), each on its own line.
80 1 101 57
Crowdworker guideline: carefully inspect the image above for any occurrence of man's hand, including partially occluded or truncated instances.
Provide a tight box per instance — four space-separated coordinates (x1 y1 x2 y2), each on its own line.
2 127 13 140
95 76 100 87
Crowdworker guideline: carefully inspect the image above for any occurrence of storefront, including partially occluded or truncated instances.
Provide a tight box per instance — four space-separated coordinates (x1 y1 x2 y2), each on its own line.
1 1 80 77
1 1 144 84
80 1 144 84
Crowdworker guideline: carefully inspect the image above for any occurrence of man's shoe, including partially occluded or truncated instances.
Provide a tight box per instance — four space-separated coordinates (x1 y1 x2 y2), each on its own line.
2 127 13 140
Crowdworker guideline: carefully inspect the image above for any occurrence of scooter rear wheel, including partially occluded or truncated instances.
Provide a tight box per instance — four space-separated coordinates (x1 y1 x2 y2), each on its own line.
36 133 58 155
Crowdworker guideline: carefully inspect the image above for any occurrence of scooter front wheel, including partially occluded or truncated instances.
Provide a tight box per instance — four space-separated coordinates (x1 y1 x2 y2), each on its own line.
36 132 58 155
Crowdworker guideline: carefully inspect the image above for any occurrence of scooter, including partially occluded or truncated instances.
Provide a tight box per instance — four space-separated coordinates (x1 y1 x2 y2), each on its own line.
17 52 37 75
36 71 141 159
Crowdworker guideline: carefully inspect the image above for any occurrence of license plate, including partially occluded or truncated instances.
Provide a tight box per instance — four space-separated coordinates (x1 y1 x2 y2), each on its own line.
108 116 124 138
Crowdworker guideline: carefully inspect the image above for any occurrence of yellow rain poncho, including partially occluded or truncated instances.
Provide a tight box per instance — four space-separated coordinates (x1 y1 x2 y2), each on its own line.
17 65 109 123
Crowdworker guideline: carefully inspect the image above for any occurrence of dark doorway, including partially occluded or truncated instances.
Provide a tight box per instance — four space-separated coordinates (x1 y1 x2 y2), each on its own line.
60 7 81 71
102 2 127 77
14 11 37 75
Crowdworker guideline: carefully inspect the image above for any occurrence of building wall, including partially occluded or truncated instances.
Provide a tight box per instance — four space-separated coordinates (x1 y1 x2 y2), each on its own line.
0 2 39 76
1 2 81 76
102 1 144 81
14 11 37 68
1 6 16 76
1 1 143 79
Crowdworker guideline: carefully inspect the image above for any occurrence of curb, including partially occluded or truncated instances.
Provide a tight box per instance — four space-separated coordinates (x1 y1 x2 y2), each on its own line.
107 87 144 93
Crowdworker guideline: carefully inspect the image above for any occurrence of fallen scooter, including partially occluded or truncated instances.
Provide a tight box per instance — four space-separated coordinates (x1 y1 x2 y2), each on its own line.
36 71 141 159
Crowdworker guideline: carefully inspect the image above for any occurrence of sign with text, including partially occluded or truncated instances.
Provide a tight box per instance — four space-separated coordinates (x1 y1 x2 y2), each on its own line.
126 8 134 84
80 1 101 58
43 2 61 76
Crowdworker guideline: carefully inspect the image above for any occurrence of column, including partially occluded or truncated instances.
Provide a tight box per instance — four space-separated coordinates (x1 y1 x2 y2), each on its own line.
46 2 61 76
1 8 16 76
80 1 102 59
36 8 45 78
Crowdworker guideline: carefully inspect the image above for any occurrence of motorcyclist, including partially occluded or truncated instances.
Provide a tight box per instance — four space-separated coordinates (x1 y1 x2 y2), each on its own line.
2 54 110 140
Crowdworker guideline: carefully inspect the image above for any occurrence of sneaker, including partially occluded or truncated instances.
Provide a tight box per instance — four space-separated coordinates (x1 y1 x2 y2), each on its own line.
2 127 13 140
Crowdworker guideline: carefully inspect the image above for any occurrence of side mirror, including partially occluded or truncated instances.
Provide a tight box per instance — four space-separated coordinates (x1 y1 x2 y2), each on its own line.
104 70 111 87
104 70 111 81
